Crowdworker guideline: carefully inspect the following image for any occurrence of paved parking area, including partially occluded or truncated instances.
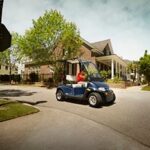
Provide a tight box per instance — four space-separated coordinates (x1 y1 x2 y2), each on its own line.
0 84 150 150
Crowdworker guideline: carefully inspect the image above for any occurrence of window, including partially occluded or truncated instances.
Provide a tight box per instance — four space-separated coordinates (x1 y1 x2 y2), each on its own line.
66 63 77 76
72 64 77 76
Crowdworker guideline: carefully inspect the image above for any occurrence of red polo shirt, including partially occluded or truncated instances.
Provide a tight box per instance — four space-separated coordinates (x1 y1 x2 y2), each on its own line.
77 72 86 82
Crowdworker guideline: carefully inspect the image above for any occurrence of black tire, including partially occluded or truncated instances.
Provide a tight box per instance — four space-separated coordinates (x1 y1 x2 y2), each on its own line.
56 90 64 101
108 93 116 105
88 92 102 107
111 93 116 103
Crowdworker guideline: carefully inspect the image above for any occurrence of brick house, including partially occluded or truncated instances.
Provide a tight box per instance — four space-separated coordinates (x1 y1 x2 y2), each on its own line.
24 38 127 81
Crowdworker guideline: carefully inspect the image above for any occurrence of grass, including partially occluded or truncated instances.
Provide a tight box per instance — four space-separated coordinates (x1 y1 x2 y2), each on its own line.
142 85 150 91
0 99 39 122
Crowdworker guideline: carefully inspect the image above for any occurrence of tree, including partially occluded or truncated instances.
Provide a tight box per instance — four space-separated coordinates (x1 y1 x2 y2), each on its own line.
0 32 21 83
139 50 150 85
18 10 82 63
0 48 13 83
127 61 139 83
10 32 23 62
16 10 82 84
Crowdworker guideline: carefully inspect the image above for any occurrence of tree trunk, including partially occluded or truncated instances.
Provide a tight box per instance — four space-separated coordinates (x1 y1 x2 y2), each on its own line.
9 63 12 84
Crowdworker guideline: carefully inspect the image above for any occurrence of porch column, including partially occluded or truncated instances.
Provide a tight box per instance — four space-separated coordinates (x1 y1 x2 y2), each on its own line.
118 63 120 78
120 64 122 77
122 66 124 75
116 61 118 77
111 59 114 79
125 67 127 80
123 66 125 76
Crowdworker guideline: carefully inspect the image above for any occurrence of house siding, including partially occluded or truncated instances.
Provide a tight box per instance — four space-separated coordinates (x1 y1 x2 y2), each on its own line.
24 44 95 76
79 45 96 63
23 39 127 81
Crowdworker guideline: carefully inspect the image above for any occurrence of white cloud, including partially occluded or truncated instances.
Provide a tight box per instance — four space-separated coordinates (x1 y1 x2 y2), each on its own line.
2 0 150 60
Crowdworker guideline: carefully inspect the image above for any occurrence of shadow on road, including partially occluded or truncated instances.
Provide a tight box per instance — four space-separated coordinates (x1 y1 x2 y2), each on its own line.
62 99 115 108
0 89 37 97
65 98 89 106
103 102 116 107
17 100 48 105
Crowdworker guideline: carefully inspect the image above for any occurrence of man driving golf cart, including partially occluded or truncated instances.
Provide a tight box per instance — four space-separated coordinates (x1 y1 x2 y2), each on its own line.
77 69 86 82
56 58 116 107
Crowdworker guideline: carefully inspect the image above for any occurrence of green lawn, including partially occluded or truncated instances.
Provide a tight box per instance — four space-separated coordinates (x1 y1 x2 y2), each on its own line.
0 99 39 122
142 86 150 91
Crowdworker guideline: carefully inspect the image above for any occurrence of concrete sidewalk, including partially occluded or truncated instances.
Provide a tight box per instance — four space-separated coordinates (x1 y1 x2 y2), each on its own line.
0 107 149 150
0 84 150 149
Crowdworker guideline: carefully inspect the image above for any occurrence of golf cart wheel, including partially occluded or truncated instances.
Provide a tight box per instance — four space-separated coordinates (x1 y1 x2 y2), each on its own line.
111 93 116 104
56 90 64 101
88 92 102 107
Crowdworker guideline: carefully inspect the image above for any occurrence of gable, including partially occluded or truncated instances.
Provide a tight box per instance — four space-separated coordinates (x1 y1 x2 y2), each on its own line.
91 39 114 55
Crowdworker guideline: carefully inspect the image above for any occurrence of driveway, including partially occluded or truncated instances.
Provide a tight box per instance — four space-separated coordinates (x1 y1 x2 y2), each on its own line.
0 84 150 150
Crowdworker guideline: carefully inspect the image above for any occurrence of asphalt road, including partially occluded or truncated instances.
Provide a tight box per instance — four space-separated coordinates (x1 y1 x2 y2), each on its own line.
0 84 150 150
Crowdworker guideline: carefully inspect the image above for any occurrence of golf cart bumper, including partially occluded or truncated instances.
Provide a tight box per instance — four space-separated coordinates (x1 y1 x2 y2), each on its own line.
102 90 115 103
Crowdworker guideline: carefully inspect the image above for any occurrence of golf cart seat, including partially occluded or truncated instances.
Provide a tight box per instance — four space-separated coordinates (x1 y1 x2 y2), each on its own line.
66 75 87 88
66 75 82 87
66 75 76 82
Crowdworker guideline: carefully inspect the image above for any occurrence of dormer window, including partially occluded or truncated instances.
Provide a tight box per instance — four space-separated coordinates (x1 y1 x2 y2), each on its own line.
104 48 110 56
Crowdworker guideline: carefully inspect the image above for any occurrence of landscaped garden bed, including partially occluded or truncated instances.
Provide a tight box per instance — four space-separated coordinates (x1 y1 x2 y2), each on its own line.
107 78 135 89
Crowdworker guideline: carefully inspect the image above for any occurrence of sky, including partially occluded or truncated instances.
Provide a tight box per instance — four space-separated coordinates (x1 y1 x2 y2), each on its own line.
2 0 150 60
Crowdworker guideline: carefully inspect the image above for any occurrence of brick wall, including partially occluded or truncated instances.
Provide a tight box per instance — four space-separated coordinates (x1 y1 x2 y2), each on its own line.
24 44 96 75
24 65 52 74
79 45 96 63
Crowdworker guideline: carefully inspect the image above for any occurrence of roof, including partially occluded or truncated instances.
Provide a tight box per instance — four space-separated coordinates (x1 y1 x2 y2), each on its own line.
91 39 114 54
81 38 95 49
96 54 127 67
81 38 103 55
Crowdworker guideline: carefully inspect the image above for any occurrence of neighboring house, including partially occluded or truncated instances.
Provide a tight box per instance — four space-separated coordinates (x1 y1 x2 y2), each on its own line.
24 63 53 81
24 38 127 81
0 64 18 75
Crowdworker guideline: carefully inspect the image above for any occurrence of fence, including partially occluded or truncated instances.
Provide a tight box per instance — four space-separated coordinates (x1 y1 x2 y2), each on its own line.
23 73 53 82
0 74 21 82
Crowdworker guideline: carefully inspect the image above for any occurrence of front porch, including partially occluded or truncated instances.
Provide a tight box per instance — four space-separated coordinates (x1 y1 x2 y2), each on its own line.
96 54 127 80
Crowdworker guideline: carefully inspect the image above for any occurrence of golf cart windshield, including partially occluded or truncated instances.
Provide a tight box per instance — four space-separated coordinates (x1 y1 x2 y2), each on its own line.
82 61 102 81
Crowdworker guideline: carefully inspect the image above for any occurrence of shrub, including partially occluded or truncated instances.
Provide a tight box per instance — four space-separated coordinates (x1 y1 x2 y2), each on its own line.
107 76 122 83
99 70 111 80
113 76 121 83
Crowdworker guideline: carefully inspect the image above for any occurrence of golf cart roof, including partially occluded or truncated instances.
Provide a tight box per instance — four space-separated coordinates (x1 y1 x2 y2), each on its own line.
67 58 92 64
67 59 79 64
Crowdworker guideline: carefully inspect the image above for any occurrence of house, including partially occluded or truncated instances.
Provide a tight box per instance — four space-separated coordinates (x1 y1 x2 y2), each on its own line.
24 38 127 81
72 38 127 79
0 64 18 82
24 63 54 81
0 64 18 75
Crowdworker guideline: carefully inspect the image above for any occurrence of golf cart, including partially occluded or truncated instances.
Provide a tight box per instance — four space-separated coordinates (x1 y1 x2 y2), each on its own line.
56 58 116 107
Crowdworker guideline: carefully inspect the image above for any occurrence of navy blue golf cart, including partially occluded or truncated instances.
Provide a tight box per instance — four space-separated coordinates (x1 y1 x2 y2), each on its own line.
56 59 116 107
